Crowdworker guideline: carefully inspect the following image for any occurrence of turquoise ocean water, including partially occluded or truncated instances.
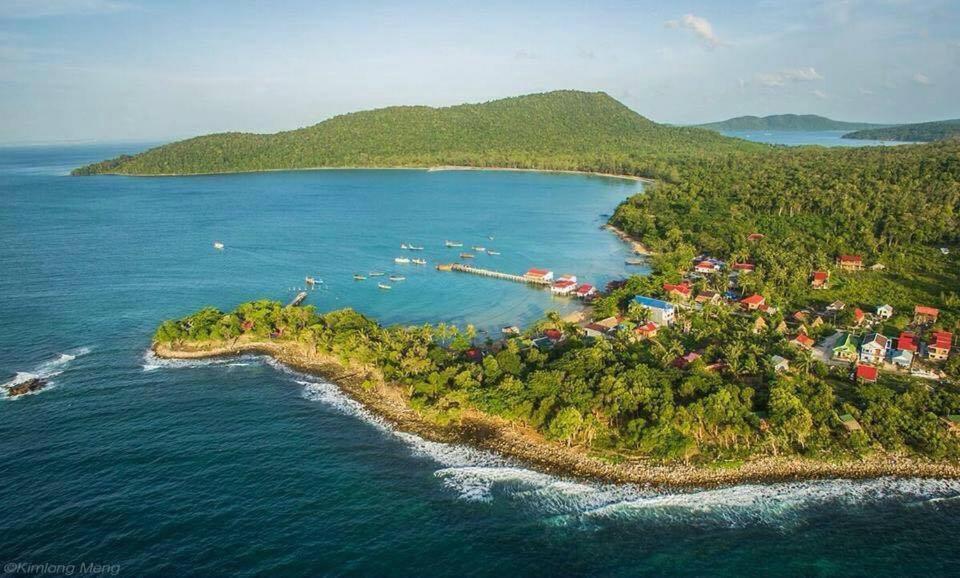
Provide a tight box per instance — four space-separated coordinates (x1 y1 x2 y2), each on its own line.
2 141 960 577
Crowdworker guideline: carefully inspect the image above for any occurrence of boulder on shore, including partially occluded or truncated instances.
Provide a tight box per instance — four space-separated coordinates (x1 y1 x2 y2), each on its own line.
6 377 47 398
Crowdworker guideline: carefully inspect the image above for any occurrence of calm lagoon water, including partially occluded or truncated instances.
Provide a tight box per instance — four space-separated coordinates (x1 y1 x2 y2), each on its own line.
2 144 960 577
719 129 913 147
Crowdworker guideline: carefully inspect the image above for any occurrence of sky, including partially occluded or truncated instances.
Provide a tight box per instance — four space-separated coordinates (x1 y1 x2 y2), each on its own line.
1 0 958 144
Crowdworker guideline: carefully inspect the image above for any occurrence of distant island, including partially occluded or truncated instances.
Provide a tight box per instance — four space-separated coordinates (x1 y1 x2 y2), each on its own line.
140 91 959 485
72 90 760 181
843 119 960 142
697 114 885 132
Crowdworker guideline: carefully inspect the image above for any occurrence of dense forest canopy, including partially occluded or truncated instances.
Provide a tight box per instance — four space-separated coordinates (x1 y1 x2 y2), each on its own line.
843 119 960 142
697 114 884 132
72 91 763 180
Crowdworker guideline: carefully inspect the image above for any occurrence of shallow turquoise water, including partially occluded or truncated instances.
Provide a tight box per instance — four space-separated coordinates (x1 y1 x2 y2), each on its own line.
2 145 960 577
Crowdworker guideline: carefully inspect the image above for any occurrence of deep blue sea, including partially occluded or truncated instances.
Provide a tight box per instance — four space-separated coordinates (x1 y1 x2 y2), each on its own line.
2 144 960 577
719 129 913 147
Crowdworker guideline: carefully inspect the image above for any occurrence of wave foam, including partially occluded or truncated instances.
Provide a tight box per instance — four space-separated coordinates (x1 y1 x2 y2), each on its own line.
141 350 260 372
2 347 92 399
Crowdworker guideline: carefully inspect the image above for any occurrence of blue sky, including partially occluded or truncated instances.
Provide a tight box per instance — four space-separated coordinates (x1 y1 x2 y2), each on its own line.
1 0 957 143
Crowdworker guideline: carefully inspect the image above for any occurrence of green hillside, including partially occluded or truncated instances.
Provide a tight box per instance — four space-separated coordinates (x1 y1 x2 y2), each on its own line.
843 119 960 142
698 114 883 132
72 91 762 179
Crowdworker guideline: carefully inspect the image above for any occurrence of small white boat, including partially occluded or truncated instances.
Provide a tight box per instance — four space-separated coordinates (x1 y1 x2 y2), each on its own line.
412 258 427 265
305 276 316 285
408 245 424 251
354 274 366 281
487 250 500 256
445 240 463 247
369 271 385 277
488 235 495 241
389 275 406 282
213 242 225 250
394 257 411 264
472 246 486 252
378 283 392 290
460 252 475 259
401 243 410 250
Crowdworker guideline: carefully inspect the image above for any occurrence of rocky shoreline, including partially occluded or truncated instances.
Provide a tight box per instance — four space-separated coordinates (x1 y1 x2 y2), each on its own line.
154 339 960 489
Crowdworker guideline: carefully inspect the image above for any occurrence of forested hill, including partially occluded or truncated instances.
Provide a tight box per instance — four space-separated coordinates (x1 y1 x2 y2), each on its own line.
72 91 763 178
697 114 884 132
843 119 960 142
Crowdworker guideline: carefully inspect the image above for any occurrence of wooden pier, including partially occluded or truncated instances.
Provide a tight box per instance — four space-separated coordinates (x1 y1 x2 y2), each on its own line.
443 263 551 285
287 291 308 307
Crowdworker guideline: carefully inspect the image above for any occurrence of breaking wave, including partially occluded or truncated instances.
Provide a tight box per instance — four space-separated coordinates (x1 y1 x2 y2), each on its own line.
2 346 92 399
141 350 260 371
150 352 960 526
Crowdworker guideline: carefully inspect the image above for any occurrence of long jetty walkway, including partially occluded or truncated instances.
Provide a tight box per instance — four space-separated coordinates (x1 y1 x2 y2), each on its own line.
442 263 551 285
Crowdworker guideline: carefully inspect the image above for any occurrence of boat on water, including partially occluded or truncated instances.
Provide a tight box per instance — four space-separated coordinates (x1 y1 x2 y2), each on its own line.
472 246 486 252
400 243 410 250
445 240 463 247
487 250 500 256
378 283 392 290
389 275 406 282
354 274 367 280
369 271 385 276
394 257 411 264
625 258 645 266
305 276 316 285
412 258 427 265
213 241 225 250
460 252 475 259
408 245 424 251
488 235 495 240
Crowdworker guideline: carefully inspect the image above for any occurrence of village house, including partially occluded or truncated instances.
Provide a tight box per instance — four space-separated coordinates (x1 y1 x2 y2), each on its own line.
852 308 867 327
501 325 520 336
752 316 768 334
575 284 597 299
839 413 863 432
663 282 692 301
694 260 720 274
672 351 702 370
771 355 790 373
556 274 577 284
633 321 658 341
855 364 879 383
914 305 940 325
810 315 824 328
774 320 789 334
890 348 914 368
791 333 815 350
876 304 894 319
859 333 889 365
832 333 860 362
792 310 810 323
732 262 755 272
582 323 610 339
523 268 554 283
836 254 864 271
594 316 621 331
633 296 676 326
740 294 766 311
544 328 563 342
897 331 919 352
694 290 722 306
827 300 846 312
811 270 830 289
928 331 954 361
550 279 577 296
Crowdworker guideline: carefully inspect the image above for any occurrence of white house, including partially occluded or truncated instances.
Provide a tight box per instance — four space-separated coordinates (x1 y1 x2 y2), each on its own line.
859 333 889 365
876 304 894 319
633 296 676 326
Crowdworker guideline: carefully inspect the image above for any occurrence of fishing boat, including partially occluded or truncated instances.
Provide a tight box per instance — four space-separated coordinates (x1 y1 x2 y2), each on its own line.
378 283 392 290
401 243 410 250
213 241 224 250
487 250 500 256
408 245 424 251
488 235 495 240
389 275 406 282
394 257 411 264
412 258 426 265
368 271 385 277
445 240 463 247
472 246 486 252
625 258 645 266
305 276 316 285
354 274 367 281
459 252 475 259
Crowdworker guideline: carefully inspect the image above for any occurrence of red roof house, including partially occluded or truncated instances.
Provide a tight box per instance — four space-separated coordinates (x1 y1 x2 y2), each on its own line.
576 284 597 298
663 282 692 299
740 294 766 311
544 329 563 341
929 331 953 361
694 260 718 274
897 331 919 352
914 305 940 324
634 321 659 340
732 262 756 272
836 255 864 270
853 308 866 325
811 270 829 289
672 351 702 369
791 333 815 349
855 364 879 383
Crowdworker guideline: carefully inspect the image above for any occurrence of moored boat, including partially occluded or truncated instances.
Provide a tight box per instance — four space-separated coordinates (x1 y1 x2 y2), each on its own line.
487 250 500 256
459 252 475 259
408 245 424 250
445 240 463 247
412 258 427 265
369 271 385 276
378 283 392 290
305 276 316 285
354 274 367 280
213 241 225 250
401 243 410 250
472 246 486 252
625 258 645 266
389 275 406 281
394 257 411 264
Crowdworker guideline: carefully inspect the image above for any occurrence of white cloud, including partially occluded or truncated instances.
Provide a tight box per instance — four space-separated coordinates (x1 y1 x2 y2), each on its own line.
666 14 722 47
0 0 133 18
913 72 932 85
755 67 824 87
